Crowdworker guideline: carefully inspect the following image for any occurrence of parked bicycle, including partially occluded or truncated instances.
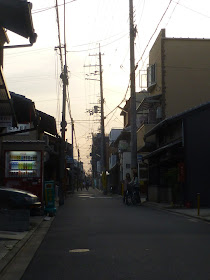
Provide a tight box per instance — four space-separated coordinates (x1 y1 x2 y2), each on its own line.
125 183 141 206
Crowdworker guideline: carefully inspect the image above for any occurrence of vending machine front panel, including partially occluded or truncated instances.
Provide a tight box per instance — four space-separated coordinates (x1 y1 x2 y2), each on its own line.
5 151 41 178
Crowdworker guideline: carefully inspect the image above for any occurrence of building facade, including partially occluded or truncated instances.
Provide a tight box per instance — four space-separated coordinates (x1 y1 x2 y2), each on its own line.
136 29 210 204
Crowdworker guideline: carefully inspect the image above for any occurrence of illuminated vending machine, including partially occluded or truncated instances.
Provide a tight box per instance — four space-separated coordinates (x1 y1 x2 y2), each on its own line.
3 141 44 204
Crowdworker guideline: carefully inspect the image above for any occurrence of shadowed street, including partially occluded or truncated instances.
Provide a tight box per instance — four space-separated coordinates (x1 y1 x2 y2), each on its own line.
21 188 210 280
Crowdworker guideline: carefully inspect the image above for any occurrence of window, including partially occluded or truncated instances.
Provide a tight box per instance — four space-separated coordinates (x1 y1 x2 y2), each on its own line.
147 64 156 89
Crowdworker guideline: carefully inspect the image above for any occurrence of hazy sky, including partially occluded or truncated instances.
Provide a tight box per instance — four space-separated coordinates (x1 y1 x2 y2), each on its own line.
3 0 210 172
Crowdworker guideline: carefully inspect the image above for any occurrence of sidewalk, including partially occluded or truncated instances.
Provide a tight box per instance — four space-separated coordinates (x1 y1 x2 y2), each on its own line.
96 187 210 222
142 201 210 222
96 188 210 222
0 215 54 280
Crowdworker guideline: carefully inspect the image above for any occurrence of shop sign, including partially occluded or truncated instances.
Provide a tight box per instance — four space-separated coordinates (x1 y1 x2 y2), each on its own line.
7 123 30 134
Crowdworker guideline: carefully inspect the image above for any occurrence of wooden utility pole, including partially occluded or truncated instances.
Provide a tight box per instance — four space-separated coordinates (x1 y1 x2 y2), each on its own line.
99 45 106 175
71 118 74 189
129 0 137 171
59 0 68 204
71 118 74 158
84 47 106 176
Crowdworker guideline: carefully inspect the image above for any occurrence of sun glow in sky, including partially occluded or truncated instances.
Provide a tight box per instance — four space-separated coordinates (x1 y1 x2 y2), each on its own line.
3 0 210 172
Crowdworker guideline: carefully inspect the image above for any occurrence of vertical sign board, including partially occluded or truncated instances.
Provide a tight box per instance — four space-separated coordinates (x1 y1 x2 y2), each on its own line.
44 181 56 214
137 154 143 163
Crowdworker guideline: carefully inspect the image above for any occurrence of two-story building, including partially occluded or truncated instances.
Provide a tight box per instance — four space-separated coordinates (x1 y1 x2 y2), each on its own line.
144 103 210 207
137 29 210 205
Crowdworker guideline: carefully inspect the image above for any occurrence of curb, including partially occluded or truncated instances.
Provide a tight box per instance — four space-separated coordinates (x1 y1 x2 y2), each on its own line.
0 218 43 274
0 216 54 279
142 201 210 223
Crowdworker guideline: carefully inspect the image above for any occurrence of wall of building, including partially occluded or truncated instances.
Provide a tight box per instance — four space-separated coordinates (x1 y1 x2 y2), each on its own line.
184 108 210 206
137 124 156 151
148 29 165 95
164 38 210 118
109 129 122 144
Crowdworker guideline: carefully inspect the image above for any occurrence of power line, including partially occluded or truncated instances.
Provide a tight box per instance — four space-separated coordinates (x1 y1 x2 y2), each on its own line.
5 47 53 57
32 0 76 14
165 0 181 28
67 33 128 53
105 104 123 128
70 31 128 48
105 83 129 118
172 0 210 19
135 0 173 70
105 0 173 125
103 1 174 122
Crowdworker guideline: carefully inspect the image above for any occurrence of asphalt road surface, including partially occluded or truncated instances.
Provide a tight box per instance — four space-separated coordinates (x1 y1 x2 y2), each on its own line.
21 188 210 280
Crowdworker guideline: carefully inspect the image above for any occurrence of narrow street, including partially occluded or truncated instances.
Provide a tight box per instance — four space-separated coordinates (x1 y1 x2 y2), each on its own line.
21 188 210 280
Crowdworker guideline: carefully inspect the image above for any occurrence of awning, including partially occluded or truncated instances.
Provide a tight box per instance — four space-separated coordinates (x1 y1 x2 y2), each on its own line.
37 110 58 136
10 91 37 123
0 67 17 127
143 139 182 160
0 0 37 44
137 93 162 112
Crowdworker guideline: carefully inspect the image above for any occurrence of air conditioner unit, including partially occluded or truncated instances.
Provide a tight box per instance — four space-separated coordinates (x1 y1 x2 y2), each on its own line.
156 106 162 119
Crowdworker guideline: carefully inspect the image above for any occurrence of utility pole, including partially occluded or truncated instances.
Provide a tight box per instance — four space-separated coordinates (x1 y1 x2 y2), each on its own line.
71 118 74 159
129 0 137 171
84 46 106 177
59 0 68 204
99 45 106 175
71 118 74 190
77 148 80 190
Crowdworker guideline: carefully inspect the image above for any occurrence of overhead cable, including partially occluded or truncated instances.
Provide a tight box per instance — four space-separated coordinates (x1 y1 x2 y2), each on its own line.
32 0 76 14
135 0 173 70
